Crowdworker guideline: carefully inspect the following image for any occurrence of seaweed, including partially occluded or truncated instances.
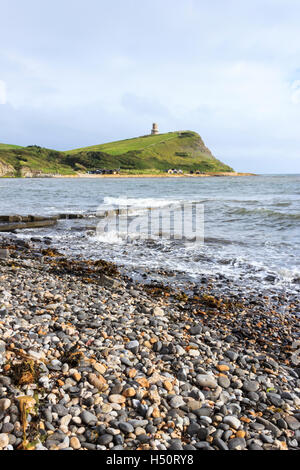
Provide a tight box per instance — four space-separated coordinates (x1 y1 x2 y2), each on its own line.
8 359 41 386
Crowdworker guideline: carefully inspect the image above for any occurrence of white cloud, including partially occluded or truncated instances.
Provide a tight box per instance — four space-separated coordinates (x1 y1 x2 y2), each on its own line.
0 80 6 104
290 80 300 104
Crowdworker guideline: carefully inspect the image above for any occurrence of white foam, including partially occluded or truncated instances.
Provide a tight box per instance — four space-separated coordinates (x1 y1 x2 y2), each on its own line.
103 196 180 209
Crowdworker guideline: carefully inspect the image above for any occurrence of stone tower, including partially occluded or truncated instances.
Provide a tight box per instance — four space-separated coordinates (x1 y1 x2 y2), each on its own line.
151 123 159 135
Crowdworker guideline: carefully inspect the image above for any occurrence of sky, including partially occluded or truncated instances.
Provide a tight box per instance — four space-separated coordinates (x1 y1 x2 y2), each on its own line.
1 0 300 173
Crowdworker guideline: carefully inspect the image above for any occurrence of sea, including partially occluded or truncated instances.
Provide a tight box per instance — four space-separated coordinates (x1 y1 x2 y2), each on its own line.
1 175 299 294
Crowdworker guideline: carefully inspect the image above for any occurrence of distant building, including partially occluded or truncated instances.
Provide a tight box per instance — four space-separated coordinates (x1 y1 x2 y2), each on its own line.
151 123 159 135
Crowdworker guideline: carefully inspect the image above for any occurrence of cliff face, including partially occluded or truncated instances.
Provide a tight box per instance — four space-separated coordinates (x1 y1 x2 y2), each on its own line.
0 159 15 177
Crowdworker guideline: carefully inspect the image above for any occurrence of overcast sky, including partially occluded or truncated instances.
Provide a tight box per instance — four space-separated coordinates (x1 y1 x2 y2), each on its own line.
1 0 300 173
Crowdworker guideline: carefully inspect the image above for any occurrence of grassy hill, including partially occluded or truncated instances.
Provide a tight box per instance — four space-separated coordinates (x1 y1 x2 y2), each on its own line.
0 131 234 176
0 145 77 177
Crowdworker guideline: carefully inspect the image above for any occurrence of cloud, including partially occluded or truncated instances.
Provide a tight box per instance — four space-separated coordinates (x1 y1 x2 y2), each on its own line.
0 80 6 104
290 80 300 104
1 0 300 172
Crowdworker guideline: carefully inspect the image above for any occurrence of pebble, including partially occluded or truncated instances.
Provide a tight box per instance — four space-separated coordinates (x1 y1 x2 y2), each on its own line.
223 416 241 430
80 411 97 425
169 396 185 409
0 433 9 449
243 381 260 393
0 239 299 452
109 395 126 404
0 399 11 412
196 374 218 389
70 436 81 449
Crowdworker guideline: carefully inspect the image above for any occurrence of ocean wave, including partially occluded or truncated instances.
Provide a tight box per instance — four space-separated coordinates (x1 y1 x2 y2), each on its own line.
102 196 180 209
228 207 300 220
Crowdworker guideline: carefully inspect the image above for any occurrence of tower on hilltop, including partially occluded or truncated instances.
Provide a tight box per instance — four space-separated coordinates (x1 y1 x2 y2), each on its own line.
151 123 159 135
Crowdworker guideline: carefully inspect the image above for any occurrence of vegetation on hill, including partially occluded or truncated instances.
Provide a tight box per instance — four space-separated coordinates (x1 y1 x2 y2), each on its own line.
0 131 234 176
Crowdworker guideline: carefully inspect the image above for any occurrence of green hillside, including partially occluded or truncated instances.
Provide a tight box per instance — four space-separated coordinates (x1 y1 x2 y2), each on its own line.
0 143 23 150
0 131 234 176
63 131 233 173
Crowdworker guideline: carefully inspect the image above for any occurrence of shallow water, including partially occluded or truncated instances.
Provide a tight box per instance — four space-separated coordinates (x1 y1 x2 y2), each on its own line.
1 175 299 293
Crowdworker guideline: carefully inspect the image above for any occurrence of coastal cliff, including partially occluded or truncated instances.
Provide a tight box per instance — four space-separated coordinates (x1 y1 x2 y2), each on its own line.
0 131 234 176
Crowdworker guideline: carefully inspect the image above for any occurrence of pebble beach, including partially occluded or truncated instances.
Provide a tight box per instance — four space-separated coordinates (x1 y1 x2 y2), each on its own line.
0 236 299 451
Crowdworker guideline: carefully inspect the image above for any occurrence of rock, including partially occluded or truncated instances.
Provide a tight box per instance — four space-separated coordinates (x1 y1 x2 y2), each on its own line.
122 387 136 398
119 422 134 434
218 376 231 388
70 437 81 449
153 307 164 316
285 416 300 431
98 434 113 446
186 399 203 411
88 373 108 391
168 439 183 450
243 380 259 393
80 411 97 426
225 350 239 361
93 363 106 375
196 374 218 389
187 422 201 436
126 340 139 354
0 398 11 412
216 364 230 372
223 416 241 430
169 396 185 408
213 437 229 450
109 394 126 404
190 325 202 335
256 417 282 437
228 437 246 450
0 249 9 259
0 433 9 449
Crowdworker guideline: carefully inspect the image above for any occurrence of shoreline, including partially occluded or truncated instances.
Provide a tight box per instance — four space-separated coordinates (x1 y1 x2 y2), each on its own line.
49 172 256 179
1 172 256 179
0 237 299 450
